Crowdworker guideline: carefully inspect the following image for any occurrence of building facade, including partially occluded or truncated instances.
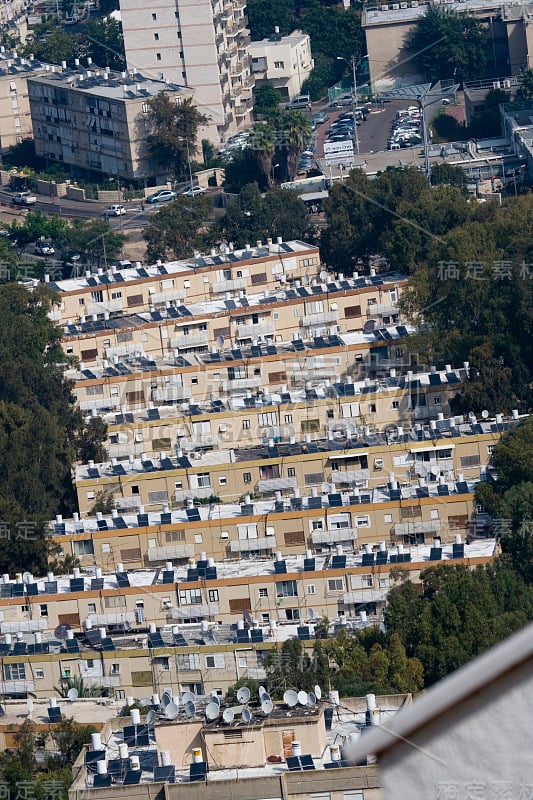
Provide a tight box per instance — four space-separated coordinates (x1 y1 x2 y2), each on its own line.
28 70 193 181
119 0 254 143
249 30 314 101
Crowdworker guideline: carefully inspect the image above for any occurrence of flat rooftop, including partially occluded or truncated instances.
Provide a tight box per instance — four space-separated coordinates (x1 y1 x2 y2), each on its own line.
29 70 189 102
0 698 122 727
363 0 518 26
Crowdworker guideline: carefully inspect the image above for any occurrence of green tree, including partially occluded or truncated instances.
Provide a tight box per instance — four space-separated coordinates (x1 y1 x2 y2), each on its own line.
65 218 126 267
224 148 268 192
50 718 97 766
145 95 208 180
300 3 362 63
274 109 312 181
430 162 468 194
248 122 276 188
301 53 343 102
491 418 533 488
21 28 81 68
85 17 125 70
254 83 282 116
246 0 295 39
143 194 212 262
406 7 487 83
518 67 533 101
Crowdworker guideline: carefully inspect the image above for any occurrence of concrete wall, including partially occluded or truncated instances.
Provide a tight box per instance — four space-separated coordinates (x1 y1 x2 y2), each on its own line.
66 186 87 201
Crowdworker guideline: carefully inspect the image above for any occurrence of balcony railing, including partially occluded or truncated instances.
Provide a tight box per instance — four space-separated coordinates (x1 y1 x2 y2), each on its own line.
152 289 186 305
174 486 215 503
172 604 220 619
230 535 277 552
393 520 442 536
170 331 209 349
87 612 136 626
0 680 35 694
147 544 194 561
311 528 358 544
301 309 340 327
210 277 247 293
257 477 298 492
152 385 192 403
222 375 262 391
86 299 123 316
236 321 275 338
331 469 371 484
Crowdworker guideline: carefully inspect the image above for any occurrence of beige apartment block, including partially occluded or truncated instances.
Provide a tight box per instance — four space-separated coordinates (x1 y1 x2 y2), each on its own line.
28 71 193 181
0 543 495 700
98 367 465 461
249 30 314 100
59 277 406 368
72 412 501 517
119 0 254 142
48 241 321 327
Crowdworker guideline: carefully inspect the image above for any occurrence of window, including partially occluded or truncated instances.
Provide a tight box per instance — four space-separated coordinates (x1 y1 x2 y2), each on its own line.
152 12 157 19
197 473 211 488
242 419 250 429
39 604 48 617
274 60 284 68
111 290 122 300
328 578 343 591
91 290 103 303
208 589 219 602
4 663 25 680
259 587 268 598
179 588 202 604
307 584 316 594
35 668 45 679
259 411 276 427
392 400 399 409
276 580 298 598
156 52 161 60
261 613 270 624
88 603 96 614
287 467 296 477
284 413 293 423
105 595 126 608
178 652 200 670
312 520 324 530
111 663 120 675
155 657 170 671
434 395 442 405
285 608 300 621
154 33 159 40
131 485 139 494
384 514 393 523
219 476 227 486
205 653 225 669
243 472 252 483
487 444 495 456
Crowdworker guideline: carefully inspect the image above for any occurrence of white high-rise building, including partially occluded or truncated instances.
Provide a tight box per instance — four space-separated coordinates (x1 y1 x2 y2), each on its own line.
120 0 254 143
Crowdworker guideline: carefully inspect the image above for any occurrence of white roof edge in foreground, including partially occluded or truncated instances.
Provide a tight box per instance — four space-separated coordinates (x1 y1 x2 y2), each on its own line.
346 620 533 763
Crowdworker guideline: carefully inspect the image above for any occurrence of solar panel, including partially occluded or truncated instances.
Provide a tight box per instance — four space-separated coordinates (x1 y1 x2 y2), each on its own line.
93 775 112 788
389 488 401 501
231 348 242 360
113 517 128 529
26 583 39 596
86 630 102 646
304 557 315 571
101 637 115 651
66 639 79 653
266 345 277 355
177 305 192 317
250 629 263 642
116 572 130 588
328 493 342 507
290 498 303 511
178 456 192 468
212 400 225 412
437 485 450 496
147 408 160 421
456 481 470 495
308 496 322 509
97 520 109 531
292 339 305 351
306 389 318 400
91 578 104 591
453 543 465 559
86 750 106 766
48 707 62 723
189 762 208 782
275 501 285 513
251 345 262 358
286 756 302 772
107 758 130 777
142 459 155 471
313 337 327 349
331 555 346 569
148 632 165 648
162 570 174 584
187 568 199 581
416 487 430 498
88 467 100 479
13 642 27 655
236 630 250 643
154 766 175 783
160 458 175 471
160 512 172 525
362 553 375 566
300 755 315 770
429 374 442 386
376 551 388 566
70 578 84 592
274 558 287 574
329 336 342 347
186 508 201 522
429 547 442 561
123 771 142 785
173 632 187 646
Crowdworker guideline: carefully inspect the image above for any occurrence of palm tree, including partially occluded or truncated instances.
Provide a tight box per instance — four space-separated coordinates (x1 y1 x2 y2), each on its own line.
55 676 108 698
249 122 276 188
273 110 312 182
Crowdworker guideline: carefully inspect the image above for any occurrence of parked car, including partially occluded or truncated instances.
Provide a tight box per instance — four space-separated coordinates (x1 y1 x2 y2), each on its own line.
312 111 329 125
104 204 127 216
146 189 177 203
182 186 207 197
286 94 311 110
13 192 37 205
35 240 55 255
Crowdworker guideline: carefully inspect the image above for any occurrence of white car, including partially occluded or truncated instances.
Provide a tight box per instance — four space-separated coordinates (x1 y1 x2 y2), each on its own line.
104 204 126 217
182 186 207 197
35 241 55 255
13 192 37 206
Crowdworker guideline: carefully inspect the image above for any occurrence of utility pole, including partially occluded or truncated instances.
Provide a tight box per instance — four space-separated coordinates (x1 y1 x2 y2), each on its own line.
351 55 360 157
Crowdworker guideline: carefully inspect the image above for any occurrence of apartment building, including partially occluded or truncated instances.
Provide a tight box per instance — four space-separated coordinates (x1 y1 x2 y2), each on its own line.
28 70 193 181
119 0 254 143
0 541 495 701
48 240 321 327
362 0 527 93
249 29 314 101
72 410 502 517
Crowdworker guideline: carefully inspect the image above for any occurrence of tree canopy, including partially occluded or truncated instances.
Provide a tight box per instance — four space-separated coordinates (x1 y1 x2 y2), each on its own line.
145 95 207 180
143 194 213 262
406 7 487 83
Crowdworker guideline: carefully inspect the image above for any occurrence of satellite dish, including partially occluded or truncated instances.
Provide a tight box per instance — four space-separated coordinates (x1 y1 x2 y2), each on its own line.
242 707 252 724
22 572 32 584
205 702 220 721
258 686 266 698
314 685 322 701
260 691 270 703
243 608 253 627
182 691 195 705
161 691 172 708
261 697 273 715
363 319 377 334
307 693 317 707
284 690 298 708
54 624 71 641
139 697 151 707
307 608 316 620
481 409 489 419
184 701 196 719
67 688 78 702
468 411 476 421
237 686 250 704
27 698 34 715
216 335 225 348
297 691 308 706
165 702 179 720
209 693 221 707
222 708 234 724
320 269 328 281
146 709 156 725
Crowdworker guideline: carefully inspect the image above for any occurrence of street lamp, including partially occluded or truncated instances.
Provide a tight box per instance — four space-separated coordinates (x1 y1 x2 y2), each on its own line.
336 55 361 156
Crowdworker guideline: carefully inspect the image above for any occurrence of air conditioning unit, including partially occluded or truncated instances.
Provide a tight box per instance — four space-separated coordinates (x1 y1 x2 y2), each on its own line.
162 599 172 609
374 458 384 470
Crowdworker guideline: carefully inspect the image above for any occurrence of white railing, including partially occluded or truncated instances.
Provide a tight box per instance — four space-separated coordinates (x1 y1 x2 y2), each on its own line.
311 528 358 544
147 544 194 561
257 477 298 492
236 321 276 338
170 332 209 349
301 309 339 327
210 277 247 294
230 535 277 552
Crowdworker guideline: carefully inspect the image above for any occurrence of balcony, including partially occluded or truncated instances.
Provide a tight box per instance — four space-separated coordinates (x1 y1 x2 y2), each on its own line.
0 680 35 694
179 434 221 450
114 496 142 511
222 375 262 391
227 42 238 57
235 320 276 339
231 61 244 76
170 331 209 349
152 289 186 305
174 486 215 503
147 544 194 561
343 588 389 605
235 98 253 116
87 612 136 626
371 303 400 317
86 299 123 316
331 469 371 484
243 74 255 88
210 277 247 294
79 396 120 411
83 675 121 688
301 309 340 328
393 520 442 536
172 604 220 619
152 385 192 403
257 477 298 493
311 528 358 545
230 535 277 552
414 459 454 477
